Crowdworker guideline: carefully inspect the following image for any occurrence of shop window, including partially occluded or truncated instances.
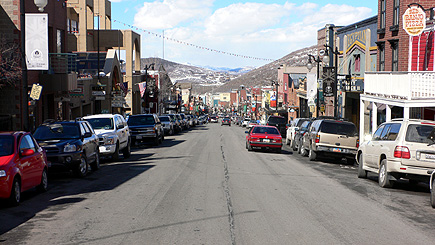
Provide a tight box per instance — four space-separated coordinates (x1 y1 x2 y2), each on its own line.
380 0 386 30
393 0 400 27
354 54 361 72
379 44 385 71
392 42 399 71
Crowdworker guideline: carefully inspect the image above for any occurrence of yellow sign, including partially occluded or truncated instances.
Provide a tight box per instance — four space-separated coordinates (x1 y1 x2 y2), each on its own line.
403 6 426 36
320 105 325 112
30 83 43 100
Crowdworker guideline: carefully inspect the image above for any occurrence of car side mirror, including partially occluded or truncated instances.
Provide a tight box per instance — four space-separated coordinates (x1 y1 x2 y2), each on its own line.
245 131 249 134
117 124 124 129
21 149 35 157
84 132 92 138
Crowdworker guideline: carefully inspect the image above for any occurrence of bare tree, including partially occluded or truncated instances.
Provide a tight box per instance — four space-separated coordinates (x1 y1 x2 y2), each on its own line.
0 37 22 88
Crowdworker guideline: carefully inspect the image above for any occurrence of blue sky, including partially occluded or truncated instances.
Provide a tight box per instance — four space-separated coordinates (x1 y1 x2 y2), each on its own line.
110 1 378 68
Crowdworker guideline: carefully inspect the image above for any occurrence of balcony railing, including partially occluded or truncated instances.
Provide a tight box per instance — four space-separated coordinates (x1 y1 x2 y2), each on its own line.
364 72 435 100
46 53 77 74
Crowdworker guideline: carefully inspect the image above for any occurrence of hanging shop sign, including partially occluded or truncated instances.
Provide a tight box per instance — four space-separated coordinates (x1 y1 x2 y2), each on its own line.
30 83 43 100
403 5 426 36
322 67 335 97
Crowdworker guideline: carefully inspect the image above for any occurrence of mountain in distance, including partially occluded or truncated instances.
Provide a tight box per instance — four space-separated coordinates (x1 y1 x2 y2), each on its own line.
139 44 317 94
212 45 318 93
140 58 249 88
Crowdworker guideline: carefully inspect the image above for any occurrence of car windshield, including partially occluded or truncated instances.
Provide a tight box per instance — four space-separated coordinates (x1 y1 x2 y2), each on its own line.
320 121 357 136
0 135 14 156
268 117 286 124
159 117 170 122
34 124 80 140
252 127 280 135
84 118 114 130
405 124 435 143
127 116 155 126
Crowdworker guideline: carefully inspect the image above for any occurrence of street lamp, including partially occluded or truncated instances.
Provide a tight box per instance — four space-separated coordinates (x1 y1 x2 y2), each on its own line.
271 80 279 112
324 44 339 118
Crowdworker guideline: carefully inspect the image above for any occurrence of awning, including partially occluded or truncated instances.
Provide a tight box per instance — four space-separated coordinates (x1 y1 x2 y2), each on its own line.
367 103 387 111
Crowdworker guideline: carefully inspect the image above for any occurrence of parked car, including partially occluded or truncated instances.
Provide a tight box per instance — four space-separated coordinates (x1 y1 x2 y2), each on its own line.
83 114 131 160
303 118 358 164
221 117 231 126
127 114 164 146
357 119 435 188
242 118 251 127
294 120 313 154
33 119 100 177
286 118 311 148
175 114 186 130
179 113 189 128
159 115 175 135
0 132 49 205
210 115 218 123
245 125 282 153
186 115 194 127
266 115 287 138
247 120 259 129
167 114 182 133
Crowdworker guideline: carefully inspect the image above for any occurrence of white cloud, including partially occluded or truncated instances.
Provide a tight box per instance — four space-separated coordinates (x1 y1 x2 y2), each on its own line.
134 0 214 30
137 2 375 67
204 3 291 37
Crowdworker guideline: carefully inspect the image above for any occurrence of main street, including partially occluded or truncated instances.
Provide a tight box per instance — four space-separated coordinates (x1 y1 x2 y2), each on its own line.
1 123 435 244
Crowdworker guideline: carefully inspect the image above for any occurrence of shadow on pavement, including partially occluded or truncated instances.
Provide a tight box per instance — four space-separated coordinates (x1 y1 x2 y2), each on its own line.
0 152 156 235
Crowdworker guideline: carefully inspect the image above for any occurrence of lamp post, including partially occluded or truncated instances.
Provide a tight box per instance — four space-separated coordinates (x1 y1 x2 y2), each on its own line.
307 54 323 117
271 80 279 113
255 94 258 120
20 0 48 131
323 44 339 118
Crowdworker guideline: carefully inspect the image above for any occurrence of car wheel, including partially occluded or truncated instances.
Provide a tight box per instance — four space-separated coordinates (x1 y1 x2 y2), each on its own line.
431 177 435 208
291 139 297 151
301 146 308 157
154 136 159 146
308 147 317 161
357 154 367 178
9 178 21 206
285 138 290 145
379 159 393 188
74 156 88 178
37 169 48 192
112 142 120 161
247 142 253 151
91 151 100 171
122 140 131 159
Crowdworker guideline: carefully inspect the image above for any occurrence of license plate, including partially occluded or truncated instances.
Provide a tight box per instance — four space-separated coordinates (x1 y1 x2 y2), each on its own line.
136 136 142 139
425 154 435 160
263 139 270 143
332 148 342 152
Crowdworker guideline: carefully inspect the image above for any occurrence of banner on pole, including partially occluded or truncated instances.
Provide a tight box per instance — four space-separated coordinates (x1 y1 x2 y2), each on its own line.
25 14 49 70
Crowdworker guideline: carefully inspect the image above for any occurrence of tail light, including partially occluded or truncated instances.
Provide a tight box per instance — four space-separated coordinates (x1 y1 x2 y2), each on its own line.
315 134 320 143
356 139 359 148
394 146 410 159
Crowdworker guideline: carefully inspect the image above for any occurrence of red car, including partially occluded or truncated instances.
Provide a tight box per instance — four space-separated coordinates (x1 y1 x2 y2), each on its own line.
245 125 283 153
0 132 48 205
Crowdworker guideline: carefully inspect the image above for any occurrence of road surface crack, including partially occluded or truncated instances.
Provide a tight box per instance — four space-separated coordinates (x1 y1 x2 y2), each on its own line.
221 137 236 245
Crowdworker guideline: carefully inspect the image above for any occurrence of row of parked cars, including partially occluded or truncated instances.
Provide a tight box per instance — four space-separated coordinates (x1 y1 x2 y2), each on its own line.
286 116 435 207
0 113 208 206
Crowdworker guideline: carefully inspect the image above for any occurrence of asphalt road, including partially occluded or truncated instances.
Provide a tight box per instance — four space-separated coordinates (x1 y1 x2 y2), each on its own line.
1 122 435 244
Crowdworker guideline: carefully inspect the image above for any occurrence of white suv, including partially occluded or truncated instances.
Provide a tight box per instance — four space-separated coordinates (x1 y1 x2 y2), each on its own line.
83 114 131 160
357 119 435 188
